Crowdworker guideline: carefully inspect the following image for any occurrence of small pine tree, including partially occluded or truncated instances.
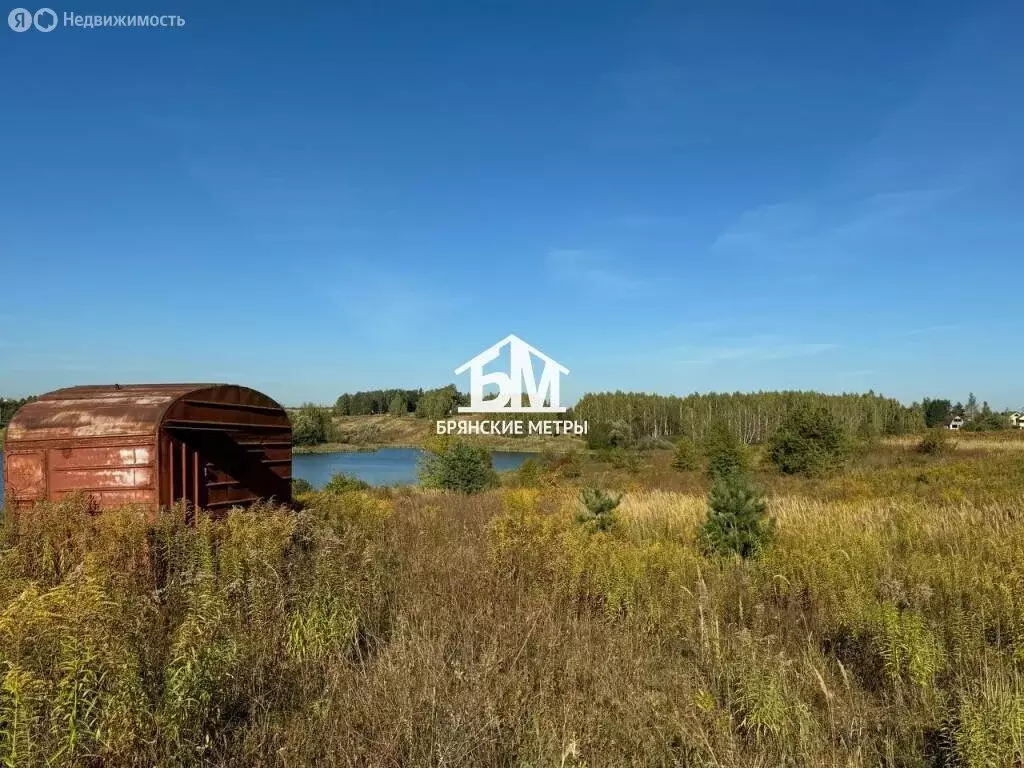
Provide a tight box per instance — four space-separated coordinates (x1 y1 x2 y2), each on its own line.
516 458 544 488
671 436 701 471
419 440 499 494
576 487 622 532
966 393 978 421
388 394 407 416
769 405 850 476
702 421 751 480
699 471 775 559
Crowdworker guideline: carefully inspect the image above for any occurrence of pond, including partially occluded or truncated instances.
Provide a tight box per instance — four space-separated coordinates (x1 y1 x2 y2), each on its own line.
0 447 535 496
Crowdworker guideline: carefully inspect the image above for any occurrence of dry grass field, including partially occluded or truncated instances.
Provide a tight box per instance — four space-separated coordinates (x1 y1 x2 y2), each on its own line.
884 431 1024 452
1 437 1022 766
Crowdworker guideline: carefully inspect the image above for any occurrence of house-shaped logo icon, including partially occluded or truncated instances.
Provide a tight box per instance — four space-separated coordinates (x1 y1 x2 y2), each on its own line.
455 334 569 413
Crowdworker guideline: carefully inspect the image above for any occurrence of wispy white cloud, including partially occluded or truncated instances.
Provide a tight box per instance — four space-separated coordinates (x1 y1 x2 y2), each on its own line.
712 184 962 263
670 335 838 365
711 203 813 251
546 248 650 295
708 7 1014 266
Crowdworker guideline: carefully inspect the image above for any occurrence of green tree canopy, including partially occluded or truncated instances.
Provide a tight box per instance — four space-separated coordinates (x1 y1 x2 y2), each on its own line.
418 440 499 493
291 403 335 446
769 404 851 476
923 398 952 428
574 390 923 444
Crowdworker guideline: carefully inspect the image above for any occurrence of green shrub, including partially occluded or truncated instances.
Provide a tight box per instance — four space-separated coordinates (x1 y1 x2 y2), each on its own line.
915 428 954 455
594 447 643 473
585 420 631 450
634 435 674 451
576 487 622 532
699 471 775 558
855 414 882 444
291 478 314 495
769 405 850 476
290 404 335 446
963 411 1009 432
702 422 751 480
515 458 543 487
671 436 701 471
539 450 583 479
323 472 370 493
558 451 584 478
419 440 499 494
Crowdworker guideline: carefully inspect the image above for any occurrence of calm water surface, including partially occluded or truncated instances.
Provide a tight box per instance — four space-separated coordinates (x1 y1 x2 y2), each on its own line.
0 448 534 495
294 447 533 488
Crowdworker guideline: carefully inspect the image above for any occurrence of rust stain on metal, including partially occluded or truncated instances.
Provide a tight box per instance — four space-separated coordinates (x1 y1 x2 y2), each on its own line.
3 383 292 515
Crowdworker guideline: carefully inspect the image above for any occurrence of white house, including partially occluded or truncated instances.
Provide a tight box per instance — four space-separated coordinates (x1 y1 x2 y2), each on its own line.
948 415 964 430
1011 412 1024 429
455 334 569 413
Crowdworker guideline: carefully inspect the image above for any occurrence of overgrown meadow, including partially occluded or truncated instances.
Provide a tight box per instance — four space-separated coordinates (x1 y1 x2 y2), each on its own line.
1 433 1023 766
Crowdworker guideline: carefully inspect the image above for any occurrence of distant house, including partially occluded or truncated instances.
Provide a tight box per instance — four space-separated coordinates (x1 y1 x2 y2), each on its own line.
1011 412 1024 429
948 415 965 430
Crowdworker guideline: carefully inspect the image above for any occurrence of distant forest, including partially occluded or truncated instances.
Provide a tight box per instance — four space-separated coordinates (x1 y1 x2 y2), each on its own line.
333 385 467 420
0 397 34 429
920 394 1010 431
326 386 1020 443
3 388 1017 446
573 391 923 443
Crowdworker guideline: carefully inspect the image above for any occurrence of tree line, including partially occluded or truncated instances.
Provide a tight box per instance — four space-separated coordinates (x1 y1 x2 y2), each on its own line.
0 397 35 429
921 392 1018 431
573 390 924 444
333 385 468 420
326 386 1021 445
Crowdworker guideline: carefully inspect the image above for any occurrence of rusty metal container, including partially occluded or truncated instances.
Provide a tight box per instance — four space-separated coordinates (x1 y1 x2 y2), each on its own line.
3 384 292 512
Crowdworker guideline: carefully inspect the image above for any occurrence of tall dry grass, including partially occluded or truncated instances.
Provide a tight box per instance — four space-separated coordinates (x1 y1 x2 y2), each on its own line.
0 480 1022 766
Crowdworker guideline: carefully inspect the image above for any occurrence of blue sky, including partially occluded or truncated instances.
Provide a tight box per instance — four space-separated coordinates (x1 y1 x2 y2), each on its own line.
2 0 1022 407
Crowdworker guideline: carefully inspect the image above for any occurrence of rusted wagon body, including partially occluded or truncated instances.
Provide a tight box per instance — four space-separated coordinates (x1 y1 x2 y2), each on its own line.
3 384 292 512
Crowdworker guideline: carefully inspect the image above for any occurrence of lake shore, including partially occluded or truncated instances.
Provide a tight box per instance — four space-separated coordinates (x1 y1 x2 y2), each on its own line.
294 414 586 454
293 441 420 454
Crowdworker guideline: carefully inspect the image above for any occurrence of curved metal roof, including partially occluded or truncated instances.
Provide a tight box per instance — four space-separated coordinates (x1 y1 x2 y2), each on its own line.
4 384 284 443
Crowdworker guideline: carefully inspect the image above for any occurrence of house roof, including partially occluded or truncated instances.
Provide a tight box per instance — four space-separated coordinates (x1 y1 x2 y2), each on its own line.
455 334 570 375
